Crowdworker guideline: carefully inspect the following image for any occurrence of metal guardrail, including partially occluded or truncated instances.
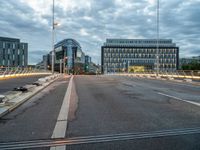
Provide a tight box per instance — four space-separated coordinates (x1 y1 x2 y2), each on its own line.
0 67 52 79
107 70 200 80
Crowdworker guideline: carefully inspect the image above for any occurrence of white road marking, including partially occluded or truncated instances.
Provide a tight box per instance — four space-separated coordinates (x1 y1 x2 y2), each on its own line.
157 92 200 107
1 127 200 149
50 75 74 150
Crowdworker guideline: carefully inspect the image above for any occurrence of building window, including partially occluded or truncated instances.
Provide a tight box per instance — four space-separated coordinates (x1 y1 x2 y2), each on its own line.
7 43 11 48
3 49 5 59
3 42 5 48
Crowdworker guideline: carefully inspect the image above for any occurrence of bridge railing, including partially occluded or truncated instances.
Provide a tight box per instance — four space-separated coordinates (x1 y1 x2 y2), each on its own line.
0 67 52 79
109 70 200 80
156 70 200 80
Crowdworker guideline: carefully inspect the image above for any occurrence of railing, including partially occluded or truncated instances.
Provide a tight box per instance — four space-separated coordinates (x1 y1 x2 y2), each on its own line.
0 67 52 79
107 70 200 80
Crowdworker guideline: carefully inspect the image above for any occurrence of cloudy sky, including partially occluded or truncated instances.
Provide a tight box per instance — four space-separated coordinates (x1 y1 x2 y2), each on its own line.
0 0 200 64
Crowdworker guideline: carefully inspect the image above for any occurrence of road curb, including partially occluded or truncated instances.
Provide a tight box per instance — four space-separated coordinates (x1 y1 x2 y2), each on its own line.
0 107 9 118
0 75 62 118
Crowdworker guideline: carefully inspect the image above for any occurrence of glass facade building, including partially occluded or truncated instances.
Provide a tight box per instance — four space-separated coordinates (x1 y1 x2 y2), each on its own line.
101 39 179 73
54 39 85 74
85 55 92 64
0 37 28 67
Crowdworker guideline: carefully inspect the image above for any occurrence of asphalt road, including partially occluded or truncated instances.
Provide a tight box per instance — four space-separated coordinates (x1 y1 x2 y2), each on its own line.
0 75 199 150
0 77 69 143
65 75 200 150
0 75 49 94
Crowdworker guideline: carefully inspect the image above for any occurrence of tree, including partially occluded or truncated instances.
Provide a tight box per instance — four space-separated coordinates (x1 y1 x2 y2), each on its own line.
182 60 200 70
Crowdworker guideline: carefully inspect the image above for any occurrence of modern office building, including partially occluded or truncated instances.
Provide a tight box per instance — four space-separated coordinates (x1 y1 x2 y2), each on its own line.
36 54 51 70
180 56 200 65
85 55 92 64
54 39 85 74
101 39 179 73
0 37 28 67
179 56 200 69
88 62 99 73
85 55 99 73
85 55 91 72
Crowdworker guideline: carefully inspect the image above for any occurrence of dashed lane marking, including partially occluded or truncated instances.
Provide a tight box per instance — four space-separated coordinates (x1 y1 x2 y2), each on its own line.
157 92 200 107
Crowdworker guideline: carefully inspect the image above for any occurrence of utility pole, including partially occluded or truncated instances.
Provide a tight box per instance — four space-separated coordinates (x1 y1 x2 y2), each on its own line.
128 60 130 73
123 61 126 73
51 0 55 74
63 51 66 74
60 59 62 73
156 0 160 76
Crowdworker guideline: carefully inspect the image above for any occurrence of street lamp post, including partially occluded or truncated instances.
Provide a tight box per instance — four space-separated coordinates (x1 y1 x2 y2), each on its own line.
156 0 160 76
123 61 126 73
51 0 55 74
59 59 62 73
128 60 130 73
113 64 115 74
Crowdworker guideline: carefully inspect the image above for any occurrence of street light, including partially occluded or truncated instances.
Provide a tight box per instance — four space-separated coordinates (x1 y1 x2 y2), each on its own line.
123 61 126 73
128 60 130 73
51 0 60 74
156 0 160 76
51 0 55 74
54 22 60 26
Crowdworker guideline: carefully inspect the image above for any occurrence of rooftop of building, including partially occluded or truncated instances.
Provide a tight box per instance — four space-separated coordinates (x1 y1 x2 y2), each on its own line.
0 36 20 42
103 38 177 47
55 38 81 48
180 56 200 60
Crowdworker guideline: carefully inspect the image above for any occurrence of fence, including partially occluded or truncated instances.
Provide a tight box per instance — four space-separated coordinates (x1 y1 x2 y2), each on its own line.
108 70 200 80
0 67 51 79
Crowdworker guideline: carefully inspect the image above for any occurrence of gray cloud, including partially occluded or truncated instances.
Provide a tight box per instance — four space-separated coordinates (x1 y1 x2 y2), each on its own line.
0 0 200 65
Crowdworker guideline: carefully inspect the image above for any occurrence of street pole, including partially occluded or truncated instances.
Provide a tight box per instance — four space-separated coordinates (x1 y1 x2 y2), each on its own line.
60 59 62 73
63 58 65 74
51 0 55 74
113 64 115 74
123 60 126 73
128 60 130 73
156 0 160 76
63 52 66 74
